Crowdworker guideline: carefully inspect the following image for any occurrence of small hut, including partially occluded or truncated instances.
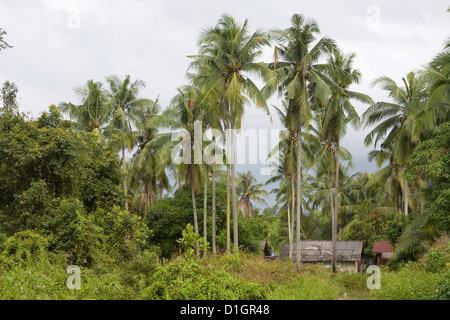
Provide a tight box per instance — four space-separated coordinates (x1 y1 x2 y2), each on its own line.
372 241 394 265
279 241 364 272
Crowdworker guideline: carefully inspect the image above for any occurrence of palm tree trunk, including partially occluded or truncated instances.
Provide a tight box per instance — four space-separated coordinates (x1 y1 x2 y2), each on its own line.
395 194 399 213
203 171 208 256
212 163 217 255
226 165 231 255
191 176 200 256
145 179 151 214
289 175 295 260
139 191 144 216
330 174 334 219
230 111 238 253
296 125 302 272
404 178 408 216
122 145 128 211
150 182 154 206
288 206 292 259
231 161 238 253
159 182 163 201
332 142 340 273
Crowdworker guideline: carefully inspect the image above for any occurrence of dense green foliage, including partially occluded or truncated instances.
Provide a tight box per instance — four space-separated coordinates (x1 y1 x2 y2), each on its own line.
146 182 279 257
0 110 146 267
340 201 405 263
0 12 448 300
0 241 368 300
406 122 450 231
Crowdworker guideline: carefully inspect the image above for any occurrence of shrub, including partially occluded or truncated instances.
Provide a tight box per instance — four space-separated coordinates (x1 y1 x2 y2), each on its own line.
339 201 405 265
0 230 52 269
215 253 244 273
176 223 209 257
92 206 149 263
425 248 448 273
335 271 369 293
141 256 266 300
267 269 339 300
435 271 450 300
370 262 447 300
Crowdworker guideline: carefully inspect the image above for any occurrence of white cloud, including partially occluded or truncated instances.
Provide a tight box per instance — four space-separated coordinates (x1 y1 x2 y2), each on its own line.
0 0 448 206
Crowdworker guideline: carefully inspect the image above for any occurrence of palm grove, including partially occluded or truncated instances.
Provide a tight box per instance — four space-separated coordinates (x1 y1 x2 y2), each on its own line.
0 14 449 275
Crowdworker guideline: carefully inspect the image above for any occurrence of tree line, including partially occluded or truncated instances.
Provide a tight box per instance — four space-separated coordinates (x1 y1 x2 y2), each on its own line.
1 13 448 272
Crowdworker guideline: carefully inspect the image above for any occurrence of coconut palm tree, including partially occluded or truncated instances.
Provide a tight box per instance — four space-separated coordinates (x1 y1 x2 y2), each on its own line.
129 98 166 215
363 71 428 215
266 101 297 258
104 75 151 211
236 171 268 220
318 49 372 272
267 13 337 271
188 65 226 255
59 80 111 135
189 14 271 252
152 85 207 255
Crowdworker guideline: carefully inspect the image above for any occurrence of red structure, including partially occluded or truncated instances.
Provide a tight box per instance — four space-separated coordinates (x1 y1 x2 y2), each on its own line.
372 241 394 265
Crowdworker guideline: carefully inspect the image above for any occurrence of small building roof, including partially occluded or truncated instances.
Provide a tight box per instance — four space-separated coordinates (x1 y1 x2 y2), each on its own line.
372 241 394 254
279 241 364 262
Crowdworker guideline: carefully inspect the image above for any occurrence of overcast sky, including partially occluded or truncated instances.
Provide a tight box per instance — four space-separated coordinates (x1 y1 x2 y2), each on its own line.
1 0 449 207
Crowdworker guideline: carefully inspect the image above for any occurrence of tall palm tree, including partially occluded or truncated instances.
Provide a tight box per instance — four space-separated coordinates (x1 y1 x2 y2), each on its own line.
59 80 111 134
153 85 206 255
267 101 296 258
104 75 150 211
363 71 428 215
130 98 165 215
190 14 271 252
236 171 268 220
197 83 224 256
318 49 372 272
366 148 404 211
188 66 226 255
267 103 320 259
268 13 336 271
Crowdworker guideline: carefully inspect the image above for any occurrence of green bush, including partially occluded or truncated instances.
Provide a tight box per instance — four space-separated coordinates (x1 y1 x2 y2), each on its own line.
215 253 244 273
339 201 405 265
176 223 209 256
335 271 369 293
0 262 138 300
92 206 149 262
141 256 266 300
370 262 447 300
0 230 52 268
424 248 448 273
267 269 339 300
435 271 450 300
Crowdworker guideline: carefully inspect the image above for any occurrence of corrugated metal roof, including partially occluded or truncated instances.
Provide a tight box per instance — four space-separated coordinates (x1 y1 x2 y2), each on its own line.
279 241 364 262
372 241 394 253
